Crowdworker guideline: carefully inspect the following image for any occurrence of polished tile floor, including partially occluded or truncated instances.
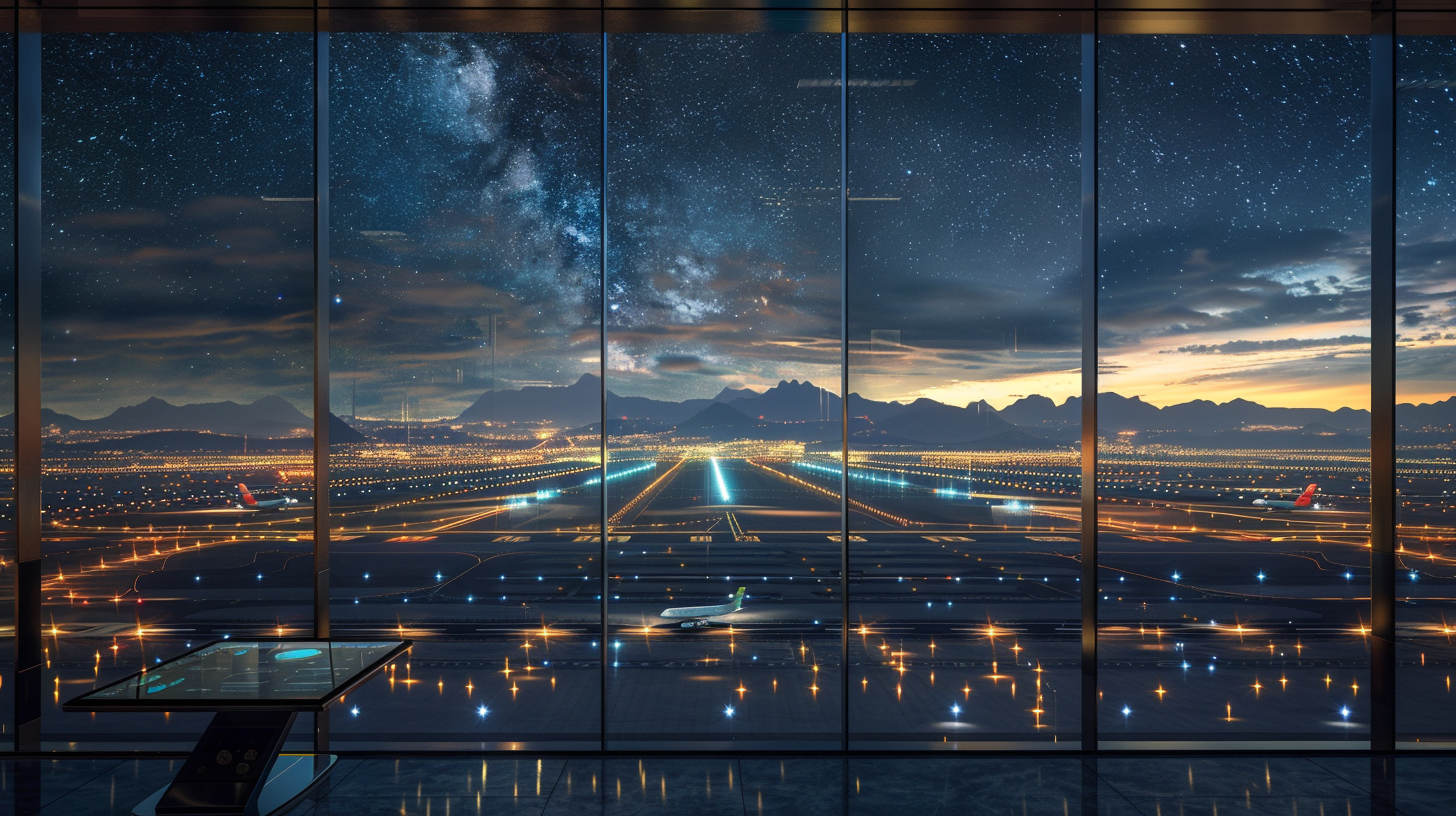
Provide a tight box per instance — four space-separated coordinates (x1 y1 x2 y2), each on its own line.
0 754 1444 815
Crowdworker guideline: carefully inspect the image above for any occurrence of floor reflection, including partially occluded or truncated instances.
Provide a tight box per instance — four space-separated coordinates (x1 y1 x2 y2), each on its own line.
2 753 1440 815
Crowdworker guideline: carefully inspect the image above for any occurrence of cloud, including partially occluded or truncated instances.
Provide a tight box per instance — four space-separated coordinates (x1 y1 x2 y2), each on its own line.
1098 225 1370 354
655 354 707 373
1169 335 1369 355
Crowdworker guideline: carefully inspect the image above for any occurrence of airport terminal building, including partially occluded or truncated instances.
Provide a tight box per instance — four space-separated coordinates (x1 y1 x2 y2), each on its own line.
2 1 1456 813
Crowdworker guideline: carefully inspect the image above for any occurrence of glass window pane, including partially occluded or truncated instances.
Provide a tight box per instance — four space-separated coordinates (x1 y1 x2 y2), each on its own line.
1397 33 1456 744
0 33 13 747
328 31 604 749
41 31 314 749
605 31 843 749
845 32 1083 748
1097 34 1372 745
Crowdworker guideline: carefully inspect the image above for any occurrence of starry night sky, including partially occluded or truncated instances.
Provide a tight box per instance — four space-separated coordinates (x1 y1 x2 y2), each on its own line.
1397 38 1456 405
847 34 1081 409
31 32 1456 419
1098 36 1373 410
42 34 314 419
606 34 841 403
331 33 601 421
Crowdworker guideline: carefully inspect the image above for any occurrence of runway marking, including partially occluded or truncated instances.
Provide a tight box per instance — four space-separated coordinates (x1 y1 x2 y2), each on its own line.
493 535 530 543
609 458 686 527
429 506 508 533
386 535 437 543
1028 536 1077 542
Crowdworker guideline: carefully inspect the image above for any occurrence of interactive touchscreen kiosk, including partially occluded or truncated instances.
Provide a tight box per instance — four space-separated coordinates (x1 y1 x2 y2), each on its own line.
65 639 410 816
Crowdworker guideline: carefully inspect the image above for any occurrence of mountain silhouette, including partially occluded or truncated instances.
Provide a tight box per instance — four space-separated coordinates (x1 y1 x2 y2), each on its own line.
456 374 605 427
727 379 837 422
429 373 1434 448
29 396 363 447
875 398 1019 446
36 396 316 437
330 413 368 444
1398 396 1456 431
674 402 758 440
996 394 1069 428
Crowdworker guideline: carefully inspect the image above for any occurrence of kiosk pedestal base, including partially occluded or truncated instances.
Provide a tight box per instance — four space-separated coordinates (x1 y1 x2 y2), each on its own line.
130 710 335 816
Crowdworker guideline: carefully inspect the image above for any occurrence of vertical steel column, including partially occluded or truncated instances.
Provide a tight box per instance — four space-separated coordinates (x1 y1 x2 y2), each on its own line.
312 22 331 753
1078 28 1098 751
13 12 39 754
1369 9 1396 753
838 8 850 753
599 27 609 753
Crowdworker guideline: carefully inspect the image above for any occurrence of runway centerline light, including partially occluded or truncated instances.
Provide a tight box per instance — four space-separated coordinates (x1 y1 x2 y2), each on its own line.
710 457 732 503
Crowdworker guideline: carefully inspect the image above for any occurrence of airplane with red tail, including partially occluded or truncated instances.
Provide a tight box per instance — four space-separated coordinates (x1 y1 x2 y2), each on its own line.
1253 484 1322 511
236 483 299 512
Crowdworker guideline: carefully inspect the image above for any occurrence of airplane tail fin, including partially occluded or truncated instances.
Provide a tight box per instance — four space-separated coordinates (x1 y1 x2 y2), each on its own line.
1294 484 1317 507
238 483 258 507
732 587 746 610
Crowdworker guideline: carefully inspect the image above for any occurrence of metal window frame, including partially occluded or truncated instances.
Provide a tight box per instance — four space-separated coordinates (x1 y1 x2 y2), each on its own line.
0 0 1419 757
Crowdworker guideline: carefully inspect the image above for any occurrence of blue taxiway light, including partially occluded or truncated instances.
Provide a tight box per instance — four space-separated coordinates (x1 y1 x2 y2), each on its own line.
796 460 908 487
585 461 657 486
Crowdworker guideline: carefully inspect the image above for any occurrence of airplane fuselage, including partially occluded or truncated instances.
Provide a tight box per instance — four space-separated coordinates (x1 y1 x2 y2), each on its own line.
660 587 747 628
237 483 299 512
1253 483 1319 512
